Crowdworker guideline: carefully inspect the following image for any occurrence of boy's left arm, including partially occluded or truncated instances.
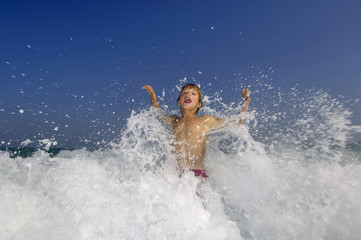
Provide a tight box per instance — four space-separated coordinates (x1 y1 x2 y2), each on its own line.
207 88 251 129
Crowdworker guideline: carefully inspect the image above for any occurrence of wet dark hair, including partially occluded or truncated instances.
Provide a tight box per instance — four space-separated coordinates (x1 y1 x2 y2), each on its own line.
177 84 203 113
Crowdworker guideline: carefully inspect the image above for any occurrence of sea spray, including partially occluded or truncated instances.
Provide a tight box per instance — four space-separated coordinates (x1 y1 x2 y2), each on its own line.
202 85 361 239
1 83 361 239
0 108 241 240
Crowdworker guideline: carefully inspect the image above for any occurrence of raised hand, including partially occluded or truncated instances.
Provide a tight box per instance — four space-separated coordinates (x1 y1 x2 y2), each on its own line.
241 88 251 114
142 85 159 108
142 85 155 95
241 88 250 100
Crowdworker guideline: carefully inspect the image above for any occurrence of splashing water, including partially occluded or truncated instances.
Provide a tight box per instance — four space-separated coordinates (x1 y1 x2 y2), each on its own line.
1 84 361 240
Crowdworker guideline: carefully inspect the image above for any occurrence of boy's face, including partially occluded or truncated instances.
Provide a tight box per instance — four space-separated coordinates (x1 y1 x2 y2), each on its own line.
177 87 202 112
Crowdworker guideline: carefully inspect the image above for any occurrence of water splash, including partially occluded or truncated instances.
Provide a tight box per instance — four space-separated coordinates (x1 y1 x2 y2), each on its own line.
1 82 361 239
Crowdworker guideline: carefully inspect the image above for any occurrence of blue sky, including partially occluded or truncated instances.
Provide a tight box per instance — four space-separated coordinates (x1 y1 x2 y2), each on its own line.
1 0 361 148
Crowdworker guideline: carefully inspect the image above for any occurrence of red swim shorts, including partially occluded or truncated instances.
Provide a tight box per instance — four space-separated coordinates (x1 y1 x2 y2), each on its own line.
190 169 209 178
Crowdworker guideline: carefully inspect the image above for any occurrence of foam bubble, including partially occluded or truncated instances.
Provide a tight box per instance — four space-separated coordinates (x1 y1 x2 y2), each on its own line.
1 83 360 239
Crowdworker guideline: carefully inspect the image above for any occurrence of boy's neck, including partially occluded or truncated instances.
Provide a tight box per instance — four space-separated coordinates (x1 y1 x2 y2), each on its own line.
181 109 197 118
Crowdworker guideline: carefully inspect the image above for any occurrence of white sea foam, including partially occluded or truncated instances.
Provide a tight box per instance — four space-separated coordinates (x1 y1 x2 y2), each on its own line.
1 86 361 239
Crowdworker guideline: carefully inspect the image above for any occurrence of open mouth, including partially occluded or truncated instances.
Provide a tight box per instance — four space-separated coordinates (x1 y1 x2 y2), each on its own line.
184 97 192 104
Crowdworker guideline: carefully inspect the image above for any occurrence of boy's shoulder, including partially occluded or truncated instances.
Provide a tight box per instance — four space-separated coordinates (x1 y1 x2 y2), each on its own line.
199 114 225 129
200 114 220 119
198 115 219 124
198 114 215 120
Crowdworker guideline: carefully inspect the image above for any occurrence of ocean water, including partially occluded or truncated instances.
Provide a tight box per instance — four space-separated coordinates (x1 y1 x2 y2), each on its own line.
1 86 361 240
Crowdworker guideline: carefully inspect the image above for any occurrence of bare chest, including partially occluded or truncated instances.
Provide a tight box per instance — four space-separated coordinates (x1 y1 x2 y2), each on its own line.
172 119 208 142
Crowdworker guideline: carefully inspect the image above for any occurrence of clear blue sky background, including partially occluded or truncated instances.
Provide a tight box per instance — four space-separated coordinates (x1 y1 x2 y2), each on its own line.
1 0 361 148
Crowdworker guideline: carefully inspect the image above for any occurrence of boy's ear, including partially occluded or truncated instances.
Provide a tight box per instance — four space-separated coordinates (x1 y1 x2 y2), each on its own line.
177 99 180 106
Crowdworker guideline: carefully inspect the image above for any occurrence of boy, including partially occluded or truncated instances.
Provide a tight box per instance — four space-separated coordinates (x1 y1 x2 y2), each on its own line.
142 84 251 177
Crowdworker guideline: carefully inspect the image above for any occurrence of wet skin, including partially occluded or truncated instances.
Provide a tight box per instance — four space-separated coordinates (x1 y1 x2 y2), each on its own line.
142 85 250 170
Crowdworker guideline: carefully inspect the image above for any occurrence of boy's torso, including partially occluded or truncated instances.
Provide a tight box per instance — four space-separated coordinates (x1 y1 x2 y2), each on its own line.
171 115 211 170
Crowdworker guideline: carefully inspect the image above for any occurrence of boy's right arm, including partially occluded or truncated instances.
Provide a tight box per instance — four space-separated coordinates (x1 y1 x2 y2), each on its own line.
142 85 175 126
142 85 160 108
